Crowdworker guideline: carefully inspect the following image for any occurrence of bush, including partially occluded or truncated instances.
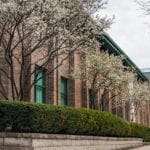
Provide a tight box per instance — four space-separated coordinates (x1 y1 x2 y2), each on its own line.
0 100 149 139
129 123 146 137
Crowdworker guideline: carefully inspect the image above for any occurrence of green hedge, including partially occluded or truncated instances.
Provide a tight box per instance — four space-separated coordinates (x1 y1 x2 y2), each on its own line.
0 100 149 139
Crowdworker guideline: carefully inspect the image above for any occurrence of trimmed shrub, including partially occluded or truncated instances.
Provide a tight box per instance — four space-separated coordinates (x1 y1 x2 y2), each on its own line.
129 123 146 137
0 100 149 139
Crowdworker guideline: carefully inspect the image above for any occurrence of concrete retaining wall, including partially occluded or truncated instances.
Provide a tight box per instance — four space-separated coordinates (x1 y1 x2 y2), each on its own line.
0 132 143 150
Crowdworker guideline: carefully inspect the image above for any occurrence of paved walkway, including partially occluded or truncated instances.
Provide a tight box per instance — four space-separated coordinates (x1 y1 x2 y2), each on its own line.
129 145 150 150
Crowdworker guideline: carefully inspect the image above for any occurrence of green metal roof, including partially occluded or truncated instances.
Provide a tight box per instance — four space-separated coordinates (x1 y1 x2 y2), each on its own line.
99 33 148 81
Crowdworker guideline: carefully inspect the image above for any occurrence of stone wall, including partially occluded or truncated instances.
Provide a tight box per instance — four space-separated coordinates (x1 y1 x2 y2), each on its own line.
0 132 143 150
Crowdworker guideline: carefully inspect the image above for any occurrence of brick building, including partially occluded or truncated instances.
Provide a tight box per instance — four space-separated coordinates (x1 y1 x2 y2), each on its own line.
101 34 150 127
31 33 149 127
39 32 149 126
0 32 149 127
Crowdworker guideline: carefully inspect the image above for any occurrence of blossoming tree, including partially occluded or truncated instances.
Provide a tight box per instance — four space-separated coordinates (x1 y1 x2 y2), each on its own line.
0 0 112 100
72 50 150 115
72 50 128 109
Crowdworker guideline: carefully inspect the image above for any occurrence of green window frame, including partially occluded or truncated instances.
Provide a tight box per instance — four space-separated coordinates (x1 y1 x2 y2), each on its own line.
34 66 46 103
60 77 68 106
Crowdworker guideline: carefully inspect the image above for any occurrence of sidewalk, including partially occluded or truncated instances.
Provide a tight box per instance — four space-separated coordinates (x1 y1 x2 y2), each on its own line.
129 145 150 150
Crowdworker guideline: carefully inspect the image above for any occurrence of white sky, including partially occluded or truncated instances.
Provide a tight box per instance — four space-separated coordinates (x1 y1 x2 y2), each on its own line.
101 0 150 69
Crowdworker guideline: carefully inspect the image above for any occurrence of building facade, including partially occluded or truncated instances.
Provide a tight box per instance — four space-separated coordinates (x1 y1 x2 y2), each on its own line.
0 33 149 127
101 34 150 127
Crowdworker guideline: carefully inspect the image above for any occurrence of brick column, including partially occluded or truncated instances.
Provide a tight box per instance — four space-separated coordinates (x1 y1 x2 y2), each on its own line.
68 52 75 107
46 60 55 104
0 57 9 99
81 81 88 108
22 55 31 101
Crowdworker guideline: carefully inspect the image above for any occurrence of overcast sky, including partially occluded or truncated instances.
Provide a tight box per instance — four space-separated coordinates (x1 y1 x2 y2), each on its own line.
101 0 150 69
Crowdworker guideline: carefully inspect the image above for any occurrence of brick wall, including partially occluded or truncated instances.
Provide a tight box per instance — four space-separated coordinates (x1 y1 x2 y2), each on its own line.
0 44 150 127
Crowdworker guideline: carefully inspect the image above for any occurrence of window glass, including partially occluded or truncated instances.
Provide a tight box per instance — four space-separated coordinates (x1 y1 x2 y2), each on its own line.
35 67 46 103
61 77 68 106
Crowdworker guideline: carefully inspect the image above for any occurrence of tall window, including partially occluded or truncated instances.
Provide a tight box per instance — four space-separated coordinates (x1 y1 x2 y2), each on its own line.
88 89 93 108
35 66 46 103
60 77 68 106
